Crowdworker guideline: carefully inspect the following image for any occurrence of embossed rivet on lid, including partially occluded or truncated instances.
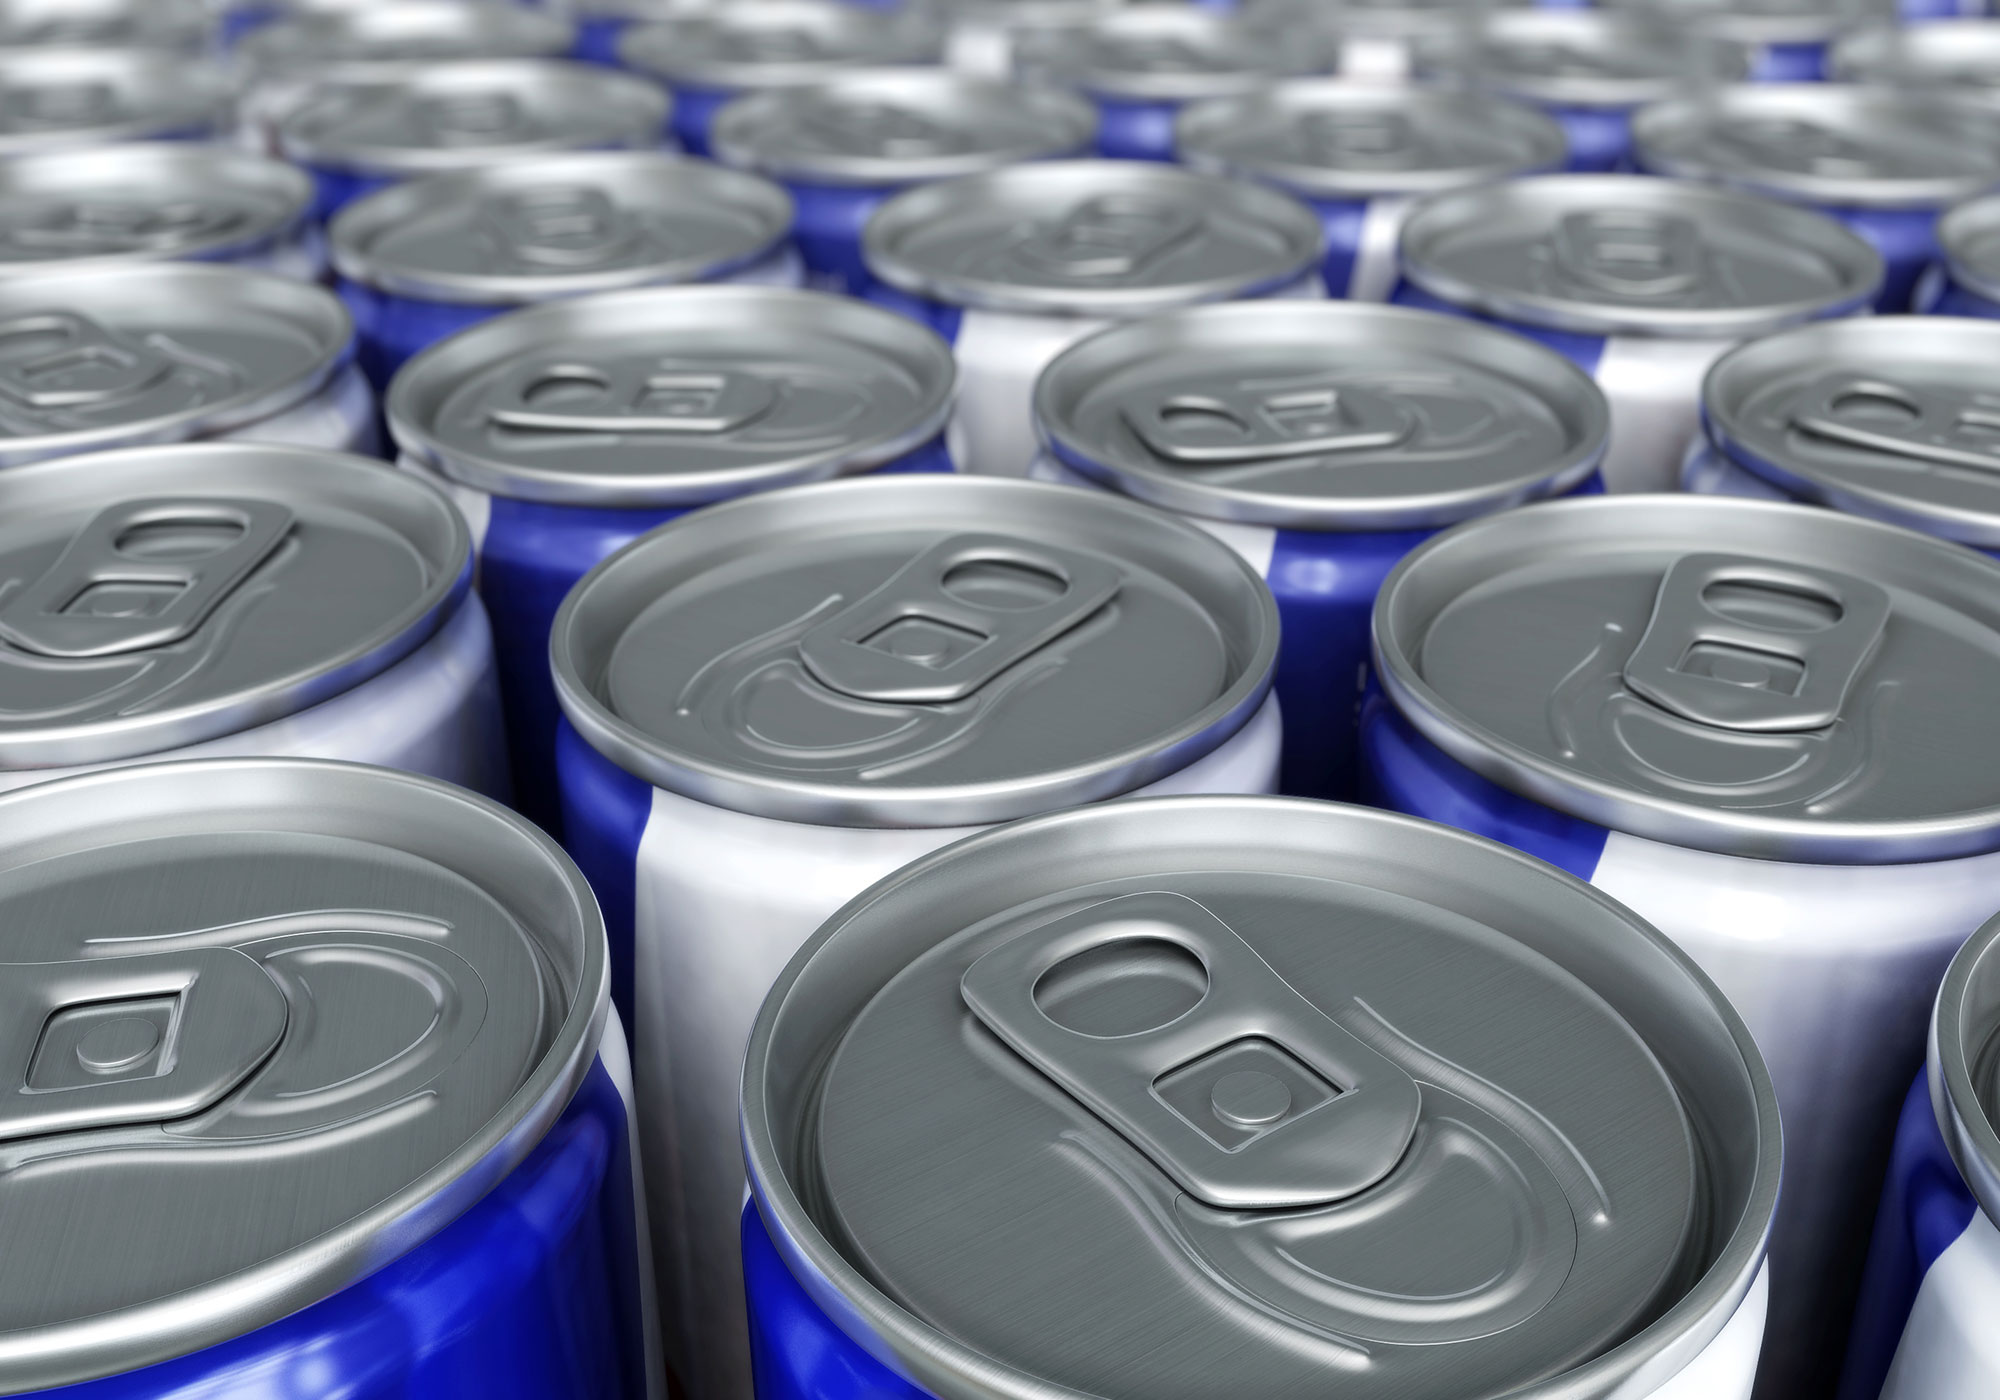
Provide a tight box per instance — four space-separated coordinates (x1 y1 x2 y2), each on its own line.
1017 7 1322 101
239 0 575 77
0 49 233 153
1421 10 1748 109
617 1 942 92
0 0 211 49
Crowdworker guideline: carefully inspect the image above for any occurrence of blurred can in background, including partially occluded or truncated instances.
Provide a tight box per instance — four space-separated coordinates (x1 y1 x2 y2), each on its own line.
0 48 233 153
0 0 213 49
1832 18 2000 83
1240 0 1510 83
1600 0 1858 80
1916 192 2000 316
938 0 1120 78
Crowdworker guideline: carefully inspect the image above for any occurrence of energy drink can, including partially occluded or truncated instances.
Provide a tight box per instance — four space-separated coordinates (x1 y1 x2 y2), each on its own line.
1176 82 1565 300
1831 19 2000 85
0 0 213 49
1363 493 2000 1400
1922 194 2000 317
551 473 1283 1400
1241 0 1524 84
862 159 1324 479
0 47 233 153
937 0 1119 79
1600 0 1856 80
1392 174 1881 491
1030 299 1606 798
741 794 1781 1400
709 69 1094 293
569 0 681 67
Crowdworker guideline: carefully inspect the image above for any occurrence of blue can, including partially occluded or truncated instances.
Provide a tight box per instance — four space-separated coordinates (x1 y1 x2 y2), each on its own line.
709 70 1093 293
332 152 801 390
567 0 678 65
386 285 957 838
1920 191 2000 318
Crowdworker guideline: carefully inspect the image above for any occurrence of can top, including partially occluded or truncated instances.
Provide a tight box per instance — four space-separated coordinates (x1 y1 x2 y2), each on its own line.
1635 85 2000 211
1017 8 1322 102
238 0 576 79
863 160 1322 316
0 441 470 768
0 48 232 153
275 60 669 179
1245 0 1530 43
1940 191 2000 305
552 475 1278 825
1601 0 1854 47
1374 495 2000 861
0 0 210 49
1934 912 2000 1231
1036 301 1607 530
0 757 603 1390
388 285 955 506
1175 82 1566 201
568 0 679 17
1398 174 1881 339
1832 19 2000 86
1424 11 1748 110
708 69 1096 187
616 2 941 93
0 144 311 275
330 152 793 304
743 796 1778 1400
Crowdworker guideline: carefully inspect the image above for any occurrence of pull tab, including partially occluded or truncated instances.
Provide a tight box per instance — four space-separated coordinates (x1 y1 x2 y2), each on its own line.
1724 117 1878 179
1301 110 1415 166
1013 195 1202 280
1622 552 1890 732
1789 372 2000 475
0 948 287 1142
796 533 1121 704
1551 209 1704 298
961 892 1422 1210
0 312 173 409
9 201 246 255
481 186 640 270
815 100 964 159
2 81 115 129
0 497 293 659
1122 381 1413 464
484 360 778 434
418 91 525 144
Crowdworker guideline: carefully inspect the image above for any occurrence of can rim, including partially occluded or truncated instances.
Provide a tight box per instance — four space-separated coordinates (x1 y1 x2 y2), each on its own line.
1035 8 1323 102
0 47 234 152
1933 911 2000 1233
615 3 942 91
1432 11 1751 110
1938 191 2000 307
237 0 575 78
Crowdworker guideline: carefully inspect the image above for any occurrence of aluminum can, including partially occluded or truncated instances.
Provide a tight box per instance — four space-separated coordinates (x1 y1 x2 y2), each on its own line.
388 285 956 833
1241 0 1525 84
1832 19 2000 86
937 0 1120 78
0 0 213 49
1362 494 2000 1400
1916 192 2000 317
709 70 1094 293
1600 0 1855 80
552 474 1284 1400
0 756 658 1397
742 794 1780 1400
616 3 942 157
0 441 508 797
1030 300 1605 799
0 262 376 461
863 160 1325 479
569 0 683 67
1176 82 1564 300
275 60 671 223
1392 174 1881 491
333 152 800 388
0 48 233 154
1634 86 2000 313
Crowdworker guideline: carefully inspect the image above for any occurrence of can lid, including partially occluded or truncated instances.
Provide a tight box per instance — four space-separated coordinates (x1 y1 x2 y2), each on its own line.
0 0 211 49
864 160 1321 316
388 285 955 506
0 49 232 153
1832 19 2000 86
1939 192 2000 305
1422 11 1748 110
275 61 668 179
552 475 1277 825
1016 8 1322 102
238 0 575 78
570 0 678 17
1175 82 1565 201
709 69 1095 187
0 757 603 1390
616 2 941 93
0 441 470 767
1398 174 1881 339
744 796 1778 1400
331 153 793 304
1601 0 1853 47
1244 0 1532 44
1635 85 2000 211
1933 912 2000 1230
1375 495 2000 861
1036 301 1607 530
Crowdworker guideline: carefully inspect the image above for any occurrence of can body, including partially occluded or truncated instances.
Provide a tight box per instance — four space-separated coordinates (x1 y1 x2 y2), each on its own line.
1093 95 1180 160
1746 39 1828 80
783 181 894 292
576 14 634 65
1800 204 1941 313
670 86 735 158
1309 194 1410 301
1546 103 1635 172
1924 268 2000 318
216 361 381 458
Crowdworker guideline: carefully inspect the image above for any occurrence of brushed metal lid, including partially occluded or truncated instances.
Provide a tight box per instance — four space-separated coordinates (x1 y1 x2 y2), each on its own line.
617 2 941 92
1601 0 1858 47
1832 19 2000 86
0 0 211 49
237 0 574 78
0 48 232 154
1017 6 1321 102
1422 10 1747 110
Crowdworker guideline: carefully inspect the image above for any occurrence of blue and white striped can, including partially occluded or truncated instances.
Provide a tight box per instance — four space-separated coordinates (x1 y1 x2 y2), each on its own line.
0 47 233 154
1918 192 2000 317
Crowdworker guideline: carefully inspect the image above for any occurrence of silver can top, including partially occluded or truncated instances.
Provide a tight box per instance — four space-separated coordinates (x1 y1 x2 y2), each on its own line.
1422 11 1748 110
1940 192 2000 305
552 475 1278 826
388 285 954 506
331 152 792 304
1245 0 1531 44
1016 7 1322 102
1374 495 2000 861
0 49 232 154
1635 85 2000 211
1602 0 1858 47
709 69 1095 187
1398 174 1881 338
0 0 211 49
275 60 668 179
0 757 603 1390
0 441 469 768
1176 81 1565 201
1036 301 1607 530
1932 911 2000 1232
238 1 574 79
616 2 941 93
743 796 1778 1400
1832 19 2000 86
863 160 1322 316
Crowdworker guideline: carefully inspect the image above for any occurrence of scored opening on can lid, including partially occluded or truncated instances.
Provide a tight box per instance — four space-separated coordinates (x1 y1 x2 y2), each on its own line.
616 2 943 92
331 152 794 304
0 48 233 153
0 0 210 49
0 441 470 769
0 757 604 1390
1398 174 1882 339
1832 19 2000 85
238 0 575 78
863 160 1322 316
1933 912 2000 1236
709 69 1096 187
1422 11 1749 110
551 475 1279 826
1939 192 2000 306
1175 82 1566 202
1017 7 1322 102
1036 301 1608 531
1601 0 1853 47
743 796 1778 1400
388 285 956 506
1373 494 2000 862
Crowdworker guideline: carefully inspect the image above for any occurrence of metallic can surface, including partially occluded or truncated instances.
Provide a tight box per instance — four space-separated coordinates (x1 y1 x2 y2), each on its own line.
1392 174 1881 490
1362 495 2000 1400
0 757 656 1398
551 475 1283 1400
1600 0 1853 80
862 159 1325 478
1830 18 2000 84
388 285 957 832
741 794 1778 1400
1241 0 1529 84
0 0 213 49
0 48 233 154
569 0 683 67
938 0 1120 78
1926 192 2000 319
1031 300 1606 799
